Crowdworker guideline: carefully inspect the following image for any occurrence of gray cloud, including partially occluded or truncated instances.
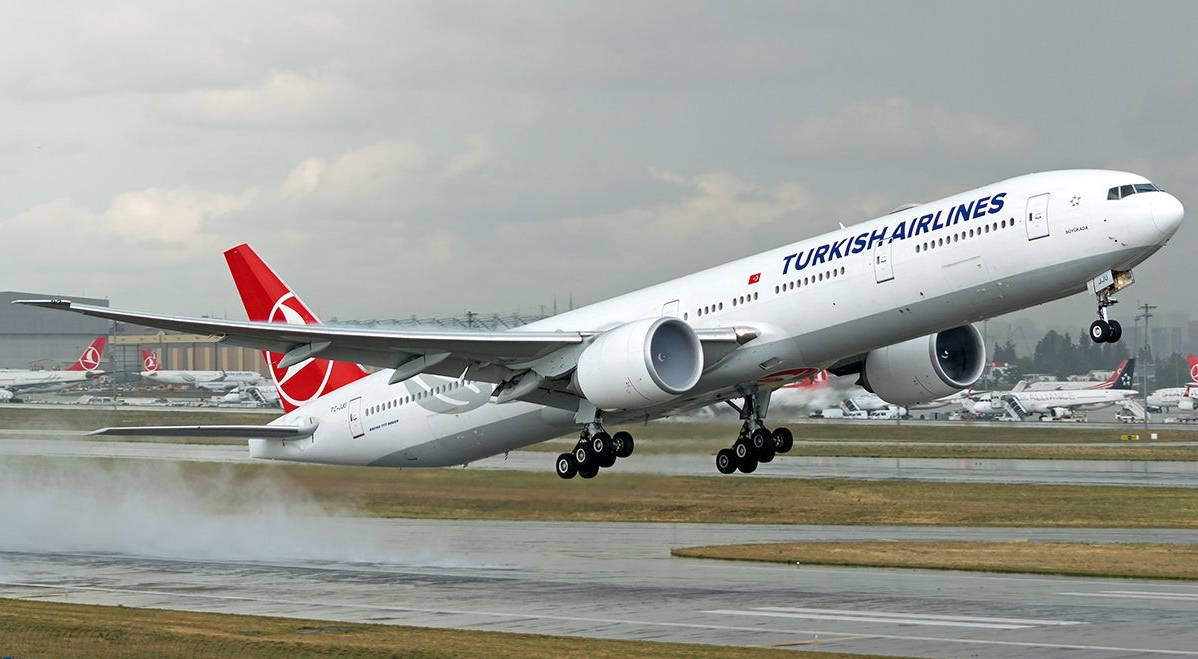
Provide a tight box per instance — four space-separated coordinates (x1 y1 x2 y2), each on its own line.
0 0 1193 337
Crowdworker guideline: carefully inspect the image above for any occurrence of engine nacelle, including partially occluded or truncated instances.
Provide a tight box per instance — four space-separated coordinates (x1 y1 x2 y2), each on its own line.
862 324 986 406
574 317 703 411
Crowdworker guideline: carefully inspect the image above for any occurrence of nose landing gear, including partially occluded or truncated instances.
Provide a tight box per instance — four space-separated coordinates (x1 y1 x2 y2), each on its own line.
1089 288 1123 344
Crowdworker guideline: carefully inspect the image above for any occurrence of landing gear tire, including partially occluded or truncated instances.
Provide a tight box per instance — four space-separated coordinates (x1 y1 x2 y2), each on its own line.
597 449 617 469
589 432 612 459
578 464 599 479
1090 320 1112 343
772 427 794 454
716 448 737 474
573 444 592 468
750 427 775 462
733 438 752 461
555 453 577 479
612 431 634 459
737 456 758 474
1108 319 1123 343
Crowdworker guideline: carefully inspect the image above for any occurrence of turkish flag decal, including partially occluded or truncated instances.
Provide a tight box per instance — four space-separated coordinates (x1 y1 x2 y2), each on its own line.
747 273 761 285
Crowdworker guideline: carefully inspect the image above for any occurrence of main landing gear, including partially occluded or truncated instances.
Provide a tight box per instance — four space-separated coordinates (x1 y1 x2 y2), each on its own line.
555 423 635 479
1089 288 1123 344
715 391 794 475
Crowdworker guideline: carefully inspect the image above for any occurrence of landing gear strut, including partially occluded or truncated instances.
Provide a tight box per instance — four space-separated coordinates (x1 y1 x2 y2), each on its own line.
555 421 636 479
1090 288 1122 344
716 389 794 475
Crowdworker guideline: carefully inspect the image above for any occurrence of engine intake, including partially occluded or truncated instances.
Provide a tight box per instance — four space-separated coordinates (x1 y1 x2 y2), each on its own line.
862 324 986 406
574 317 703 410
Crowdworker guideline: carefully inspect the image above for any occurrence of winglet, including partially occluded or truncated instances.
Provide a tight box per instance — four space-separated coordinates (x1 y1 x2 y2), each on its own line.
12 298 72 310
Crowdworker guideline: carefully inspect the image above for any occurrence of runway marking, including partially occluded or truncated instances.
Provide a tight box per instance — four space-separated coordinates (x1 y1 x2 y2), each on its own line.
705 607 1079 629
756 606 1084 626
3 581 1197 656
1062 590 1198 601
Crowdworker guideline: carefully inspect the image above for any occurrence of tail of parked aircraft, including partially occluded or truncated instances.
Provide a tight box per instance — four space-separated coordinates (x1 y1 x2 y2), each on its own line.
66 336 106 372
1092 358 1135 390
224 244 369 412
141 349 160 373
1187 354 1198 384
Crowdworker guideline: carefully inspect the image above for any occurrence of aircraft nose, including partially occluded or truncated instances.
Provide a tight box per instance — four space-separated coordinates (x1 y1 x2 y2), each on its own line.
1152 193 1184 238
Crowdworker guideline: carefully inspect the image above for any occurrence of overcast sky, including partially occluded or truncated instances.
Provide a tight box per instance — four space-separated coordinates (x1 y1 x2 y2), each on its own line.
1 1 1194 337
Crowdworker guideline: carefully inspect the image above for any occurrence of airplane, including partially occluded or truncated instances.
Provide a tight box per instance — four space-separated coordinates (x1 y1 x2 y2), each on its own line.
1022 358 1135 391
1146 355 1198 411
139 349 264 391
0 336 107 400
15 169 1184 477
962 385 1142 420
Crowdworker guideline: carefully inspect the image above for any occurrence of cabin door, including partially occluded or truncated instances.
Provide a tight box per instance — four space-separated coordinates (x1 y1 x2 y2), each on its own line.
348 396 365 438
1026 193 1050 240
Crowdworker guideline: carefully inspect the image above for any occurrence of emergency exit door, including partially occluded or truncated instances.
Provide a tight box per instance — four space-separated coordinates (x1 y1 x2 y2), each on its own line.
1026 193 1050 240
873 242 894 283
348 396 365 438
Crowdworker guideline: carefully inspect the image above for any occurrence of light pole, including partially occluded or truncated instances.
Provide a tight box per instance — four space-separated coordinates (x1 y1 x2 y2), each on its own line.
1135 302 1157 428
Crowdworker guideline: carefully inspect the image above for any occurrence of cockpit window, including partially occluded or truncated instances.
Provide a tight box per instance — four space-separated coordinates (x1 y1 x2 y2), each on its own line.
1108 182 1161 200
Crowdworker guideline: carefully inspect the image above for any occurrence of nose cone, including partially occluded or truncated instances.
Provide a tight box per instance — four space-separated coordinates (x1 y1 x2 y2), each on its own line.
1152 193 1184 238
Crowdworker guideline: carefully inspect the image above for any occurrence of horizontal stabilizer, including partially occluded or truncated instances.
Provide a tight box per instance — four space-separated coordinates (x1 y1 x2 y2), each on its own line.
88 423 317 439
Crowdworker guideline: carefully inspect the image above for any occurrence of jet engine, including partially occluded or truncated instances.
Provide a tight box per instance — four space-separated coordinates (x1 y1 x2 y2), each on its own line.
862 324 986 406
573 317 703 410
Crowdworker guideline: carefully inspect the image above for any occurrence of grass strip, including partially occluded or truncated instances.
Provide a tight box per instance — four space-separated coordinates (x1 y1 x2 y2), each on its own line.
604 421 1198 443
671 541 1198 580
0 597 890 658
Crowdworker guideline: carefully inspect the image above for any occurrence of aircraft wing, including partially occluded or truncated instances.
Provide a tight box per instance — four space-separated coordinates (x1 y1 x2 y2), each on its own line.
14 300 755 385
89 423 317 439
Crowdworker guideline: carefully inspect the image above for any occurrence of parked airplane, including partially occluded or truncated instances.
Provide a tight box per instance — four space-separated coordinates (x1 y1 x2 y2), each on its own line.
0 337 107 399
139 349 263 391
1023 358 1135 391
963 386 1141 420
1146 355 1198 411
17 170 1183 477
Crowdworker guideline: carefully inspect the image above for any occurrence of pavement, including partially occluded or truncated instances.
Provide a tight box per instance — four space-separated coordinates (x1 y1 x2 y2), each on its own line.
2 519 1196 657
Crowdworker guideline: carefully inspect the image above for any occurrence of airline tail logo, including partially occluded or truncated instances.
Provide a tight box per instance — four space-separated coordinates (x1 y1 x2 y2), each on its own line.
68 337 106 372
142 350 160 372
225 244 368 412
1188 355 1198 382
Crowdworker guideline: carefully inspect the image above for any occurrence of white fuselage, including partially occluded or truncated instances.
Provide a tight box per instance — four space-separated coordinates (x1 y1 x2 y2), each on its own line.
1147 387 1196 411
246 170 1181 466
141 369 263 390
967 388 1139 417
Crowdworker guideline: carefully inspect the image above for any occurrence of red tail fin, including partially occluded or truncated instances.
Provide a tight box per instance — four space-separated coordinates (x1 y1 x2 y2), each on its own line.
141 349 160 373
1188 355 1198 383
224 244 368 412
67 337 106 372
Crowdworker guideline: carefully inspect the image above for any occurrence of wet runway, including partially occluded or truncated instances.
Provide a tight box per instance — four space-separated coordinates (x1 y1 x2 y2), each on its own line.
3 434 1198 486
2 519 1196 657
